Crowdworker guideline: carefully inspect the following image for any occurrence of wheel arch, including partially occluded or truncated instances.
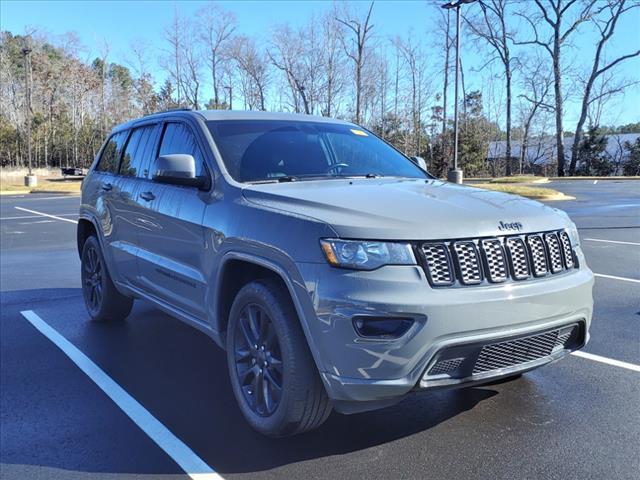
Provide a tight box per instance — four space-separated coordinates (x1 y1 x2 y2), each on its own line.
211 252 325 372
77 216 99 258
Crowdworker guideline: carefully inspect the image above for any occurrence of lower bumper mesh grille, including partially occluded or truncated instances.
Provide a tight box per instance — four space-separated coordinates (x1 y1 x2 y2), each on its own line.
425 323 582 379
473 328 568 373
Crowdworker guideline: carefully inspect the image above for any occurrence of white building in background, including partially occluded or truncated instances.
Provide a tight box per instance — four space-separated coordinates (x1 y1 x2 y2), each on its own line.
487 133 639 175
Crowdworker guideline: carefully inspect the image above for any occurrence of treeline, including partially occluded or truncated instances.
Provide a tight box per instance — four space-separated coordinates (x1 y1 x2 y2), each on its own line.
0 0 638 176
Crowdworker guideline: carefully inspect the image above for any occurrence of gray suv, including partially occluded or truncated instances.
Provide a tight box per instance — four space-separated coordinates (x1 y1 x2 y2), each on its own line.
78 109 593 436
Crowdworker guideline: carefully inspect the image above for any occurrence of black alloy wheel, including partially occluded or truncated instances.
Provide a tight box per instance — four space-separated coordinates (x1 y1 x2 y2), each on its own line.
233 303 284 417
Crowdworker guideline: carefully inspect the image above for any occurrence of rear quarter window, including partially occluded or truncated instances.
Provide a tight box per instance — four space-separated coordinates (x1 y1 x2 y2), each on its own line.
95 131 128 173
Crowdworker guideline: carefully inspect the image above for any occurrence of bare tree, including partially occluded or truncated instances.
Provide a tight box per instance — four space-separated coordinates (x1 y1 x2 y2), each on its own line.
320 12 344 117
336 1 375 124
268 24 311 113
568 0 640 174
163 7 183 105
466 0 515 175
394 34 425 155
516 0 598 176
230 36 269 110
179 24 203 109
127 39 157 114
198 2 236 108
518 58 554 174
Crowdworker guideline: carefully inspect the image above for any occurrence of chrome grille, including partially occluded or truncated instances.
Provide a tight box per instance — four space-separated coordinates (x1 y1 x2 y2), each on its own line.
472 325 577 374
421 243 454 286
453 242 482 284
559 231 575 268
419 229 576 288
505 237 530 280
544 232 564 273
527 235 548 277
428 357 463 376
480 239 508 283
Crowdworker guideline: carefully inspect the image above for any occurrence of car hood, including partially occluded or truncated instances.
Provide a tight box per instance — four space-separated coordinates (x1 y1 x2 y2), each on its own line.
242 178 571 240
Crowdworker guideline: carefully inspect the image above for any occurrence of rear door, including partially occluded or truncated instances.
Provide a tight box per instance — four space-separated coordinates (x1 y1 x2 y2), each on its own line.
134 120 211 320
89 131 129 281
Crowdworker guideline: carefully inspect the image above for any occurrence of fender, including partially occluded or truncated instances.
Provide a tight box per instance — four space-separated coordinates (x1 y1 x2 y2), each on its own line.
210 250 328 374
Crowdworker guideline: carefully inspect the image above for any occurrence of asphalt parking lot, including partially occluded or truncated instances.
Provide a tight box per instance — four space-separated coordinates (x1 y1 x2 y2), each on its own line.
1 180 639 480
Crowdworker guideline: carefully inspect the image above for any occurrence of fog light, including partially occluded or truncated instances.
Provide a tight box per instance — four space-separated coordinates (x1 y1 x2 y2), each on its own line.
353 317 414 339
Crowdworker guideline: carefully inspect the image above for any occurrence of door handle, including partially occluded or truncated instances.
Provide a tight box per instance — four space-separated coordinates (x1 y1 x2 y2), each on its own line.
139 191 156 202
101 182 113 191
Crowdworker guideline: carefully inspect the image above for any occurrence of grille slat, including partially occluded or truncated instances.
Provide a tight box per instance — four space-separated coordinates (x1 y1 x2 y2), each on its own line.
559 231 575 269
420 229 576 288
481 239 508 283
505 237 531 280
527 235 549 277
421 243 454 286
544 233 564 273
453 242 482 285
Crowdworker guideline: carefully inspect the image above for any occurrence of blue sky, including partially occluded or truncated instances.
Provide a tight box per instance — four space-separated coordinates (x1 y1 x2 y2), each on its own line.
2 0 639 126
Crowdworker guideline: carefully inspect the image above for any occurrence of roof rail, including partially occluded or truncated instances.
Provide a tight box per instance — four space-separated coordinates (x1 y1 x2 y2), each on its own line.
143 107 193 117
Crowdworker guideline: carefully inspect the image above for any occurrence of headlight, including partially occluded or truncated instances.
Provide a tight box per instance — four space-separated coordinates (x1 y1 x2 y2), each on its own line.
567 222 580 246
320 239 416 270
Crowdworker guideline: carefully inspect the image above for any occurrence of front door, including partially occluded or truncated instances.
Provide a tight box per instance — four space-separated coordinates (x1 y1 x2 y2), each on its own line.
134 121 211 320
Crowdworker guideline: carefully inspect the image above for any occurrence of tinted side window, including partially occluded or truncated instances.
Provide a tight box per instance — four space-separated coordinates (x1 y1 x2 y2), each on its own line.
96 131 128 173
119 125 157 177
157 123 206 176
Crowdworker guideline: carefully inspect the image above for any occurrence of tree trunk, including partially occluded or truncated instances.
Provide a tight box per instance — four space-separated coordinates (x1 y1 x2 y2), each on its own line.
355 59 362 124
553 33 565 176
505 68 512 176
442 11 450 139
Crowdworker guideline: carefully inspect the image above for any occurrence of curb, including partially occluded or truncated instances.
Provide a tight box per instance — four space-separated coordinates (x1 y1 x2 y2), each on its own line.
528 193 575 201
0 189 31 195
29 190 81 195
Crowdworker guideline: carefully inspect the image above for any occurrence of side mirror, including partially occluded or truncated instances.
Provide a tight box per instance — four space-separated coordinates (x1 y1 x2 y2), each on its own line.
153 154 205 189
410 156 428 171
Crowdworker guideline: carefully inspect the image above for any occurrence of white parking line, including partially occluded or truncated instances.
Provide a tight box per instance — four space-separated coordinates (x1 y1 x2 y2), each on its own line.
585 238 640 246
594 273 640 284
14 206 78 224
1 213 78 221
20 310 223 480
571 351 640 373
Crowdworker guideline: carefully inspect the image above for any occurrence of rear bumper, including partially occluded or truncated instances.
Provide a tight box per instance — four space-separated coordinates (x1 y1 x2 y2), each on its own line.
295 253 593 413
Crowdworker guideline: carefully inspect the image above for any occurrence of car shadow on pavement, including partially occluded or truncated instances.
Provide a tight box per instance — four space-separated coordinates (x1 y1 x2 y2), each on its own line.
5 290 499 476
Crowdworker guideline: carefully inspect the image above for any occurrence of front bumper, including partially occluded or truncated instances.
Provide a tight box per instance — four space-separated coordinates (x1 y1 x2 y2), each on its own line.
295 251 593 413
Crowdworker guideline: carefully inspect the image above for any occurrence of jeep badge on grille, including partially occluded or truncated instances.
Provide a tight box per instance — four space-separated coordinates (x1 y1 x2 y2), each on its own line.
498 221 523 232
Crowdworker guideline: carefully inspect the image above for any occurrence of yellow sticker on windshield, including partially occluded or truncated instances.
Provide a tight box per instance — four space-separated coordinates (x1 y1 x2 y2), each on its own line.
350 129 368 137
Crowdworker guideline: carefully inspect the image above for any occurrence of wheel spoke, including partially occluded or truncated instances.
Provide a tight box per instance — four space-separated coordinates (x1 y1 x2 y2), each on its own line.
247 305 261 342
239 314 256 346
265 368 282 391
94 283 102 307
238 363 258 384
235 346 252 362
262 373 274 414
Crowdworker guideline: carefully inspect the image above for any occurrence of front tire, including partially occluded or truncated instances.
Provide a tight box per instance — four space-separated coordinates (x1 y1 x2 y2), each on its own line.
226 279 332 437
81 235 133 322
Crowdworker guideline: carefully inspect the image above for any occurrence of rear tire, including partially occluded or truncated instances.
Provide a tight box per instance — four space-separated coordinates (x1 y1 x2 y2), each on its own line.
81 235 133 322
226 279 332 437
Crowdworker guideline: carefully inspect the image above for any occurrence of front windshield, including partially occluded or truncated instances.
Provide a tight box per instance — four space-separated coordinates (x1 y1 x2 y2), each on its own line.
206 120 429 183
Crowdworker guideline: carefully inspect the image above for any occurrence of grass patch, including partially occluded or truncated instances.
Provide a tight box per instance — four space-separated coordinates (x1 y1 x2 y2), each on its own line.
474 183 567 199
0 177 82 194
489 175 548 184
